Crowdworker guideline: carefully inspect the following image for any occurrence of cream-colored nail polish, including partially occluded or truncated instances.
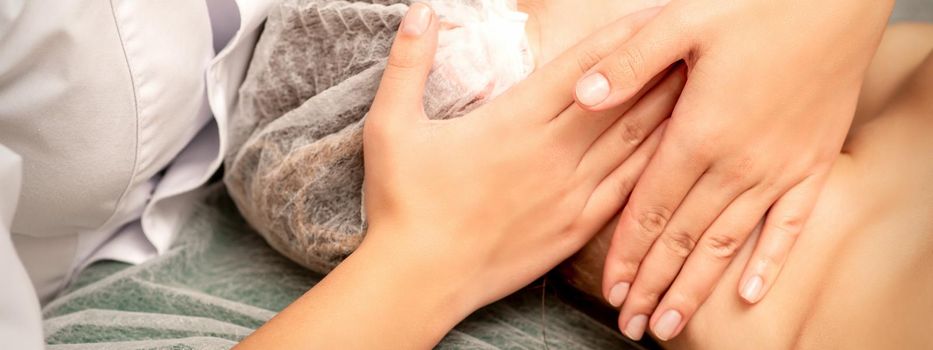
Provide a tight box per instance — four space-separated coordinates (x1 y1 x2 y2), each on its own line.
400 3 432 37
653 309 682 341
607 282 630 308
575 72 610 107
623 314 648 340
741 275 764 303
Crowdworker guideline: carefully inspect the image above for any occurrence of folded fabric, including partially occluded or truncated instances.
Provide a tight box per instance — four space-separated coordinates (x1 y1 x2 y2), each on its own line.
225 0 533 273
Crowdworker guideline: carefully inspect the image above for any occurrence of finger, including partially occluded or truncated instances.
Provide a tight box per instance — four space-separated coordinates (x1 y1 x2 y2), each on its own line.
649 188 774 341
554 66 672 156
369 3 440 127
574 120 668 240
574 9 689 111
575 64 685 183
616 169 750 340
601 130 708 309
738 171 827 304
479 7 663 125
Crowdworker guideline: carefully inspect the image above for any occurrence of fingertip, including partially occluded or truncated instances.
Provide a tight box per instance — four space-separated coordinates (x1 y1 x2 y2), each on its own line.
575 72 611 109
621 314 648 340
399 2 435 38
739 274 764 303
651 309 683 341
576 78 647 112
388 3 439 65
607 282 630 308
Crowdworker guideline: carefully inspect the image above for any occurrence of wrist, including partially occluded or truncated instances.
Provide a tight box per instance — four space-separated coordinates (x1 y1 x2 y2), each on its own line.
239 225 475 349
351 226 477 340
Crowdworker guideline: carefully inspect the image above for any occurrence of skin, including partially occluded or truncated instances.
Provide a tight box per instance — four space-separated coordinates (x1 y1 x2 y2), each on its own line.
519 0 670 66
234 5 683 349
561 23 933 348
233 2 927 348
572 0 897 340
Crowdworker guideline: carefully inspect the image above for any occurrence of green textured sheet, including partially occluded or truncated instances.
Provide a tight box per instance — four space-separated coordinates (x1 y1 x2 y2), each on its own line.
41 188 640 349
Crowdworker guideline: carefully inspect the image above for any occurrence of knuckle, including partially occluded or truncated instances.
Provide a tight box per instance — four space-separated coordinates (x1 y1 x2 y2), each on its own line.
770 214 804 238
721 168 749 187
564 223 593 249
660 230 698 258
757 176 780 193
815 151 838 165
606 47 646 87
615 259 642 279
385 50 423 75
618 120 646 146
695 142 717 161
733 155 756 176
380 68 412 88
716 156 756 187
363 124 395 151
575 33 620 74
634 206 672 237
677 132 714 161
363 116 386 139
614 176 637 200
758 253 782 270
576 47 605 75
689 145 713 163
701 234 742 260
633 288 663 306
663 290 698 310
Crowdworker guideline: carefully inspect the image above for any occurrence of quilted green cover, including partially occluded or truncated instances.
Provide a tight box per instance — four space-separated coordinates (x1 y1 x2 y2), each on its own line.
41 188 638 349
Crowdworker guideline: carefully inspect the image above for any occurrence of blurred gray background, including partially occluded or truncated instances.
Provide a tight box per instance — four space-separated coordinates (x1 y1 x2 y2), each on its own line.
892 0 933 22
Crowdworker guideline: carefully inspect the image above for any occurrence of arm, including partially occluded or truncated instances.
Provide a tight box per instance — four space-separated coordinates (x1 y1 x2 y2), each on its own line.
234 231 468 349
235 4 684 348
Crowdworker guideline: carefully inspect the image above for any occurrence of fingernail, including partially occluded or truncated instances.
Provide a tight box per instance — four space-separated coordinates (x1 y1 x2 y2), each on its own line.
623 314 648 340
575 72 610 107
400 3 432 37
653 309 682 341
607 282 630 307
741 275 764 303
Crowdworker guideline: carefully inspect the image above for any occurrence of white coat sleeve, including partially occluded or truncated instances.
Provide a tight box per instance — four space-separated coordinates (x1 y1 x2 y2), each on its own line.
0 144 43 349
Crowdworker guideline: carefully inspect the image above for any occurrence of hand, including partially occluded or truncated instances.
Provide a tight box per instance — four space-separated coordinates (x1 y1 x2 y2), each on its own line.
573 0 894 341
237 5 685 349
363 5 683 317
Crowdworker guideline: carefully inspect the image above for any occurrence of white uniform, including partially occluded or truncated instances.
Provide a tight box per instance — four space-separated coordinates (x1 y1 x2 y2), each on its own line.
0 0 274 347
0 146 42 350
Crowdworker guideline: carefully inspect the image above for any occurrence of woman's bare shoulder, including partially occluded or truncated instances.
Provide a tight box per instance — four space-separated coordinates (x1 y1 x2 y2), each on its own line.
781 27 933 349
845 49 933 217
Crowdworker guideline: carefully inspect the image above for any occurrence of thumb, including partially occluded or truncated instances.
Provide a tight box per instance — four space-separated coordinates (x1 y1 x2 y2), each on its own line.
574 10 689 111
370 2 440 127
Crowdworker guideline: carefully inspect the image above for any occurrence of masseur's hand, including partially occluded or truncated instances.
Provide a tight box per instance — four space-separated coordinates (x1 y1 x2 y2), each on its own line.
237 5 684 349
363 4 683 334
574 0 894 341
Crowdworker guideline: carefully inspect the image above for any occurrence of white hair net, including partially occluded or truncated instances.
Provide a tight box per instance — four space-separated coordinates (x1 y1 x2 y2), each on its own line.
224 0 534 273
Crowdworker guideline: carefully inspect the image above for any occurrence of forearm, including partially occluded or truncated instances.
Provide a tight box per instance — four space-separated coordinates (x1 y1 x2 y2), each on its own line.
234 228 469 349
